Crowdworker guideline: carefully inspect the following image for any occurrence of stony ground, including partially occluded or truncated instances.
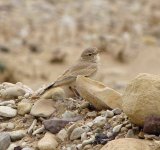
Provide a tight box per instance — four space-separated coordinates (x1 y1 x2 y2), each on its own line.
1 0 160 150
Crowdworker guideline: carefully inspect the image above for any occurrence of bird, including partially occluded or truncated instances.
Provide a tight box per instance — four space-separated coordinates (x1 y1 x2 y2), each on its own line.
40 47 100 96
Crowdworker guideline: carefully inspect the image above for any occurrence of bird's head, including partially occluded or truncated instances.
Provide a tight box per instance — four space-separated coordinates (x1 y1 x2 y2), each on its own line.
81 47 99 62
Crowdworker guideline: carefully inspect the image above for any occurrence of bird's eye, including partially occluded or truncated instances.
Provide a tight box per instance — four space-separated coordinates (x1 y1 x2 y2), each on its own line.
88 54 92 56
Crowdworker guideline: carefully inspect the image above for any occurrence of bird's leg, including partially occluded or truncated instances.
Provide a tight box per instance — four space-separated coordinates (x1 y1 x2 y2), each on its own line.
69 86 80 98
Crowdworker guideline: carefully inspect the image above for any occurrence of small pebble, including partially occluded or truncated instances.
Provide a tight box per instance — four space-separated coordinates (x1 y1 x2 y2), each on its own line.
112 108 122 115
126 123 132 129
62 111 77 119
57 129 68 141
105 110 114 118
70 126 90 140
112 124 122 133
87 111 97 117
120 127 127 132
28 119 37 134
107 132 113 138
125 129 135 138
93 116 106 127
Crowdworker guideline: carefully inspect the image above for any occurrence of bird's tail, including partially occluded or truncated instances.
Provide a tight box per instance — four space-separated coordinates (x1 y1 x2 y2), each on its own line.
40 82 55 95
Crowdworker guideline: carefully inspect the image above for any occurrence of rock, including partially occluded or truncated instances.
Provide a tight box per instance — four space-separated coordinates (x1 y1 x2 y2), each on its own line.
8 130 26 141
87 111 97 117
93 116 106 127
32 125 45 135
0 86 26 99
13 146 22 150
57 129 68 141
100 138 160 150
144 134 158 140
76 76 122 110
94 134 108 144
17 102 32 115
125 123 132 129
66 145 77 150
0 133 11 150
22 148 34 150
105 110 114 118
70 126 90 140
38 132 58 150
121 127 127 132
143 115 160 135
125 129 135 138
0 106 17 117
15 82 33 94
0 122 15 130
41 87 65 100
107 132 113 138
30 99 56 117
112 108 122 115
112 124 122 133
0 100 15 106
62 111 77 119
86 122 94 128
122 73 160 126
138 131 145 139
81 132 87 141
43 118 78 134
6 122 15 130
7 143 17 150
67 123 79 138
82 135 95 146
27 119 37 134
83 144 92 150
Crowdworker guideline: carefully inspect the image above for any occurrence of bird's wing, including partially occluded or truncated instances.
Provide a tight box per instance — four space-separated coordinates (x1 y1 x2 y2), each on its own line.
53 62 97 87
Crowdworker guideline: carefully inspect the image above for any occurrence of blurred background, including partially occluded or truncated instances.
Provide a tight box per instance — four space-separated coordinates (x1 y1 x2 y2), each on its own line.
0 0 160 92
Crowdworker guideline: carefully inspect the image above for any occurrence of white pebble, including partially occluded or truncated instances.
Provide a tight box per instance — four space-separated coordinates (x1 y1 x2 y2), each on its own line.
112 124 122 133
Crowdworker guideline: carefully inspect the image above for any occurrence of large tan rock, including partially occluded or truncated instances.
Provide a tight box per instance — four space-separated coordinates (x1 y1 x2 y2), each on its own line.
76 76 122 110
122 73 160 126
30 99 55 117
100 138 159 150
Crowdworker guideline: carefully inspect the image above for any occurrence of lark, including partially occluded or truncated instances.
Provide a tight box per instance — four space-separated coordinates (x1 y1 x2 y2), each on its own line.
40 47 100 95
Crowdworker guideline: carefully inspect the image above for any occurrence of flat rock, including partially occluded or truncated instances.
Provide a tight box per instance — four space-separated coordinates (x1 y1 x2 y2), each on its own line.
100 138 160 150
0 106 17 117
122 73 160 126
0 132 11 150
30 99 56 117
43 117 81 134
76 76 122 110
38 132 58 150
